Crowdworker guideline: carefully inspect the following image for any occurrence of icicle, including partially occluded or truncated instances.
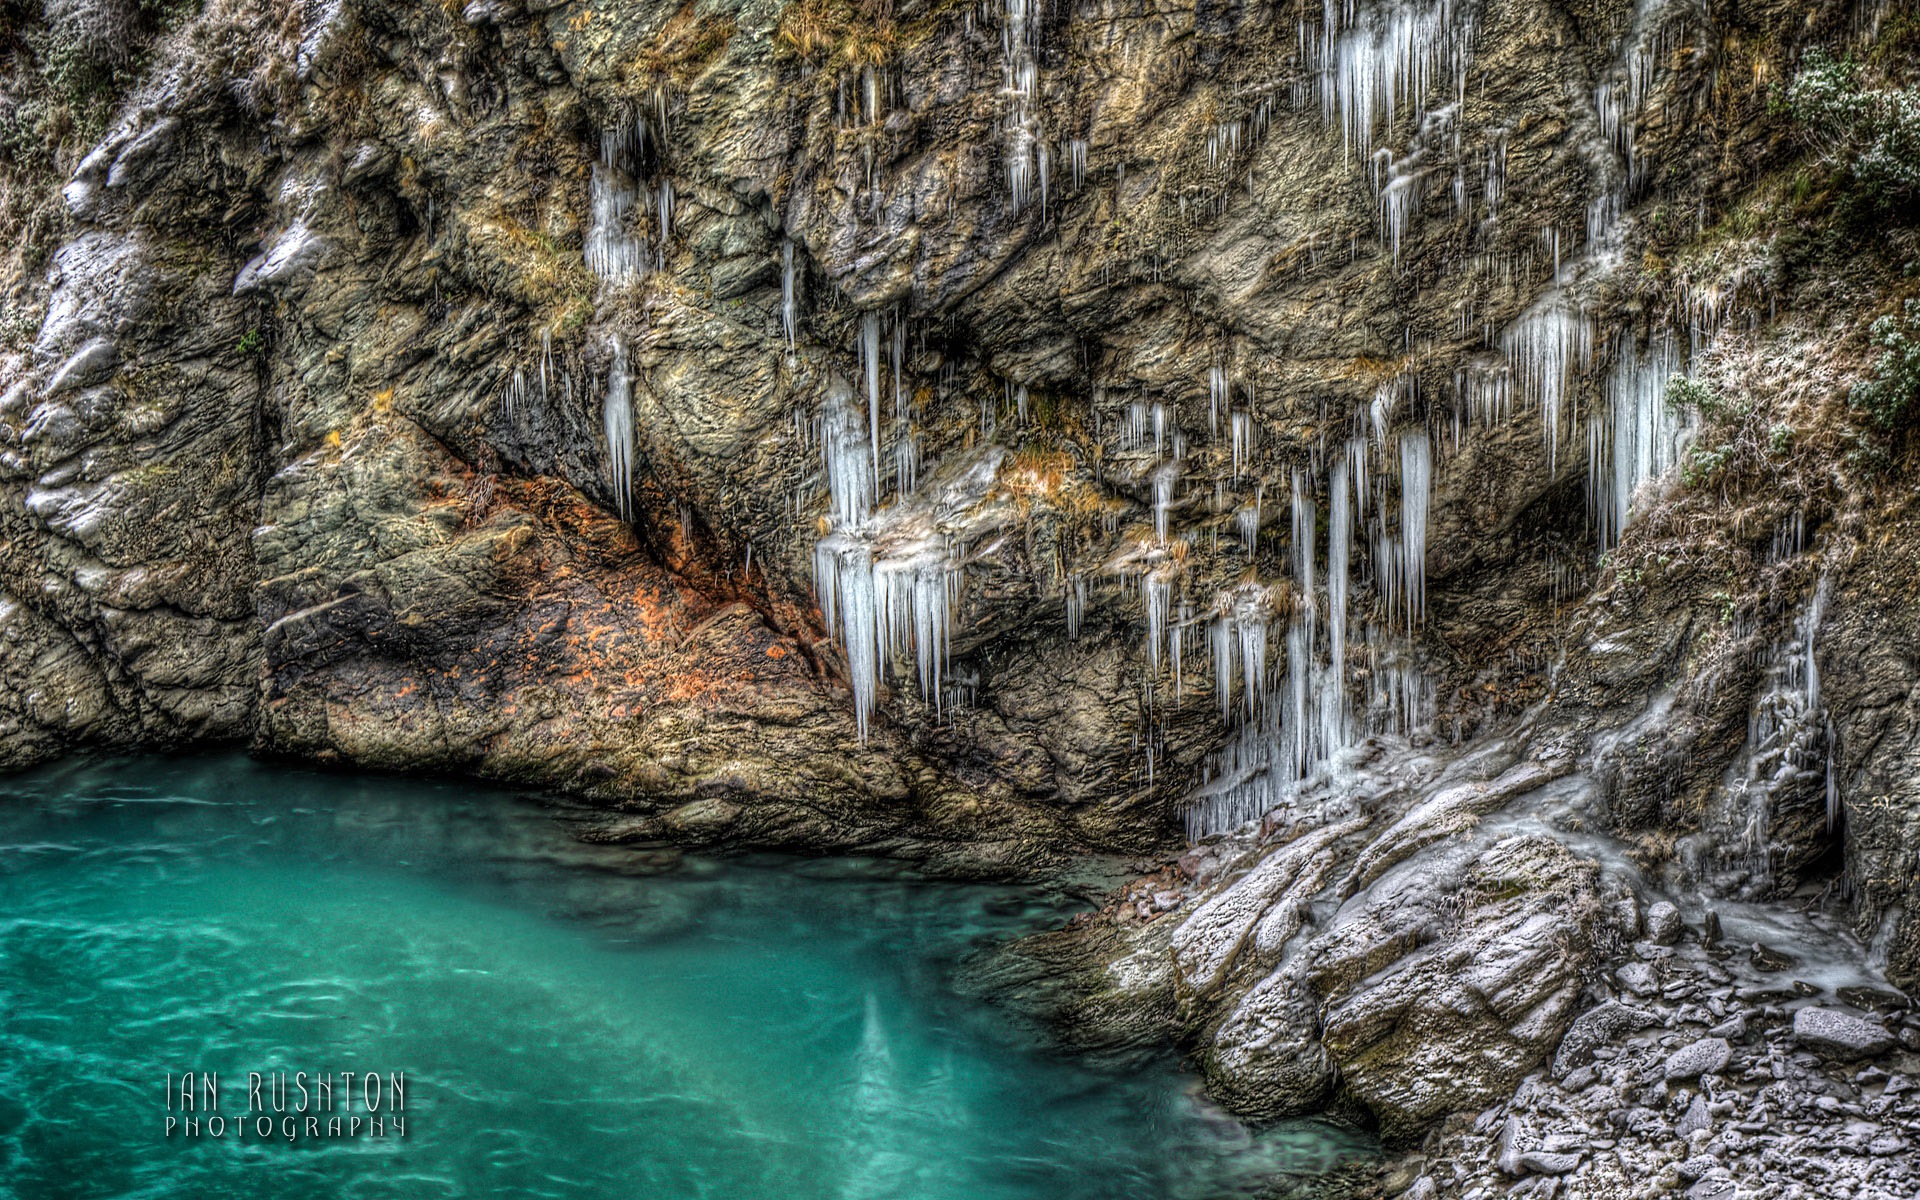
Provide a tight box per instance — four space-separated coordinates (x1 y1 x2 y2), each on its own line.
1292 469 1316 648
1236 501 1261 554
1239 601 1268 722
859 312 883 483
1211 614 1236 720
1143 573 1171 673
1328 454 1351 739
814 533 881 741
1379 154 1421 267
819 376 874 528
1285 617 1311 773
1349 436 1369 526
1500 299 1591 472
1398 430 1430 627
585 161 647 283
1592 331 1690 550
1173 600 1191 697
1151 461 1180 541
781 239 800 350
539 329 552 407
603 336 635 521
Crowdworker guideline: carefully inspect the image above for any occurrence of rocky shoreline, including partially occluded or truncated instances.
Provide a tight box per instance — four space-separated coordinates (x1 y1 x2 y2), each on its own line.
984 725 1919 1197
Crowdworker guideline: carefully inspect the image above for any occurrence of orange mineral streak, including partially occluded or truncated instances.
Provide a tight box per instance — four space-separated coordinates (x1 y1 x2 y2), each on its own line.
281 458 826 736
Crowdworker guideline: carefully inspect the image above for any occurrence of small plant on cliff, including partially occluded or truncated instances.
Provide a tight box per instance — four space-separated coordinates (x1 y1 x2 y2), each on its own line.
235 328 265 355
1851 299 1920 430
1784 47 1920 211
777 0 897 66
1666 374 1741 422
1668 375 1810 490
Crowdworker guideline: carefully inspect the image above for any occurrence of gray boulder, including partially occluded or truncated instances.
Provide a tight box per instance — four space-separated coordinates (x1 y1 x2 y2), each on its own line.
1643 900 1683 945
1663 1037 1732 1080
1793 1008 1896 1060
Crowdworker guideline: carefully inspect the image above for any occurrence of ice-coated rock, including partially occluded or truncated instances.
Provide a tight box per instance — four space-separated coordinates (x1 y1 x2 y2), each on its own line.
1617 960 1659 996
1664 1038 1733 1080
1518 1150 1583 1176
1554 1001 1661 1075
1644 900 1683 945
232 219 329 295
1171 817 1366 996
1792 1008 1895 1061
41 338 118 398
1685 1171 1736 1200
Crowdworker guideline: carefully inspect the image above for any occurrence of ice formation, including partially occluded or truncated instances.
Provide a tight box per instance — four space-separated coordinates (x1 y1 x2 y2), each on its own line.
584 161 646 283
1499 299 1592 472
1589 332 1692 549
810 356 983 742
1001 0 1043 213
1303 0 1478 160
1182 421 1436 836
781 239 800 350
501 365 528 420
1682 578 1833 898
603 335 634 521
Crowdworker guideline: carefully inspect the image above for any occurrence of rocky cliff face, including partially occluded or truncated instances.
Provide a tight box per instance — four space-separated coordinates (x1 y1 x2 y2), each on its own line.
5 0 1920 1180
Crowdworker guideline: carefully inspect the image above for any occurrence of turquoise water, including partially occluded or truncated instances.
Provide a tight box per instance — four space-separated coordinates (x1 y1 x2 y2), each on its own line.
0 754 1371 1200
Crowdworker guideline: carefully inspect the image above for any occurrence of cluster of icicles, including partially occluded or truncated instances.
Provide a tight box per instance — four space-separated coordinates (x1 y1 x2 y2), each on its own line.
1284 0 1703 557
809 309 956 743
524 0 1725 846
792 0 1705 808
590 108 675 519
990 0 1088 214
1455 0 1701 551
585 99 675 286
1151 411 1436 838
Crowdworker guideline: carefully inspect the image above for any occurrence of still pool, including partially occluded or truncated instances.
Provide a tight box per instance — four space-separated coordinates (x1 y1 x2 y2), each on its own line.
0 754 1373 1199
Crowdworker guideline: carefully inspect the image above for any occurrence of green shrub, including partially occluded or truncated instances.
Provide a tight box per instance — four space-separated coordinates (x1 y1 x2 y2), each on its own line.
1785 47 1920 204
1665 374 1746 423
1851 299 1920 430
1681 442 1736 487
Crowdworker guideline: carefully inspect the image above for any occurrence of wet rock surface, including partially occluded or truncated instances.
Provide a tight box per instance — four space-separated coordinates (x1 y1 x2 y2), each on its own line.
3 0 1920 1192
1005 724 1920 1187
